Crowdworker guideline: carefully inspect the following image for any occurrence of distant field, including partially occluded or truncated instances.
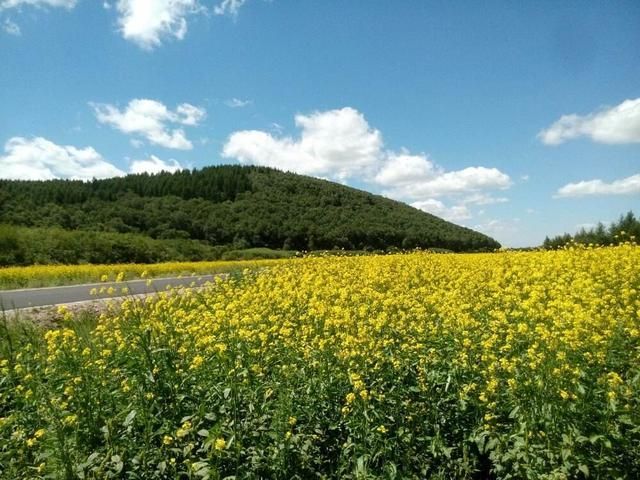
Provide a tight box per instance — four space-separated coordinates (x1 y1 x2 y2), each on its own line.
1 246 639 478
0 253 295 290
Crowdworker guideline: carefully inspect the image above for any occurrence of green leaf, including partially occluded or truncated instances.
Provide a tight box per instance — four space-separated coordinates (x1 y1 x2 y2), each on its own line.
123 410 136 427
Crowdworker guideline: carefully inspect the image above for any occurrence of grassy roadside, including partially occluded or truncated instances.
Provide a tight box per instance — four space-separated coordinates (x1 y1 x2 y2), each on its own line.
0 256 294 290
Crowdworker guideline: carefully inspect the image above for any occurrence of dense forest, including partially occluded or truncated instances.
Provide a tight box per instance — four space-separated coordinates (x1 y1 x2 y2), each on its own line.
543 211 639 249
0 166 500 265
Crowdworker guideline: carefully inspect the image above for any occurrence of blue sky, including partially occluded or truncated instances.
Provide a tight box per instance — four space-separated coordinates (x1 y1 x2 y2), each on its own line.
1 0 638 247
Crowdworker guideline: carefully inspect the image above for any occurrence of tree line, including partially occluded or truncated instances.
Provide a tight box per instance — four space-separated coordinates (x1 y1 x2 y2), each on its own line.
543 211 639 249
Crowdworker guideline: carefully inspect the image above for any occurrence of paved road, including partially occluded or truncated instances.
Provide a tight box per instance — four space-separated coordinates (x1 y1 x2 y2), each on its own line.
0 275 220 310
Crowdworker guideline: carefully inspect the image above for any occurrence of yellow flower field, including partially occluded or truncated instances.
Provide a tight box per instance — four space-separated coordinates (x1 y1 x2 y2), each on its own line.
1 246 639 478
0 258 284 290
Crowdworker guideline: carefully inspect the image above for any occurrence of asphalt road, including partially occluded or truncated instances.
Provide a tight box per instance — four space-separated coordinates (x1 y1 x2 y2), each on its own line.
0 275 220 310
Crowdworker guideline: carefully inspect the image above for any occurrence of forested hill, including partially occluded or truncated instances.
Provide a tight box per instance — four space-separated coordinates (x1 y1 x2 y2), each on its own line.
0 166 499 252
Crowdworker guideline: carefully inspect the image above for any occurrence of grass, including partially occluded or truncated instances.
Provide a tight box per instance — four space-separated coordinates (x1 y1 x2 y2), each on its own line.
0 257 293 290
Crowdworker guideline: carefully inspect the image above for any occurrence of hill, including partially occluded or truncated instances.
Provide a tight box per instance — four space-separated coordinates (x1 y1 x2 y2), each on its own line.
0 166 499 265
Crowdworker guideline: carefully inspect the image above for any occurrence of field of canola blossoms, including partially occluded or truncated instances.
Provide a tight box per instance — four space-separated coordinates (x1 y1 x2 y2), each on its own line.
1 246 639 479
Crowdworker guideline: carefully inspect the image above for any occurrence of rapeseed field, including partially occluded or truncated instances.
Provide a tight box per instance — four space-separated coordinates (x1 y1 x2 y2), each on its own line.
1 246 639 478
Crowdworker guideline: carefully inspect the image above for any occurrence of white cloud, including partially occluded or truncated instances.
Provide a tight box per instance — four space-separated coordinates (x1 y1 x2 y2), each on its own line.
375 151 511 198
0 137 125 180
411 199 471 222
176 103 206 125
214 0 246 16
473 219 518 237
92 98 205 150
222 107 383 181
556 174 640 197
460 193 508 206
539 98 640 145
225 97 251 108
222 107 512 223
403 186 507 225
0 0 76 10
115 0 203 49
0 137 190 181
374 150 440 187
2 17 20 34
129 155 183 174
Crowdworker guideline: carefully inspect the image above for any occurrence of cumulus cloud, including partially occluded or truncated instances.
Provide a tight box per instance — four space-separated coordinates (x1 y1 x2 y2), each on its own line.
0 137 125 180
373 150 440 187
2 17 20 34
539 98 640 145
225 97 252 108
214 0 246 16
222 107 383 181
222 107 512 223
411 199 471 222
461 193 509 206
473 219 519 237
375 150 511 198
556 174 640 197
115 0 203 49
0 0 76 10
175 103 206 125
129 155 183 174
92 98 205 150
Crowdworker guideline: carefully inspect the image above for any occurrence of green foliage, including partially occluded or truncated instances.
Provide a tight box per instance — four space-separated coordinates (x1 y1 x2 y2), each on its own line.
0 225 226 266
543 211 639 249
0 166 500 266
220 248 298 261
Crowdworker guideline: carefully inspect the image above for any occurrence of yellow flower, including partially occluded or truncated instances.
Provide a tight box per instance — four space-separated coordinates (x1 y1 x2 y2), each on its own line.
163 435 173 445
176 420 192 438
376 425 387 433
63 414 78 427
189 355 204 370
214 437 226 451
345 392 356 404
